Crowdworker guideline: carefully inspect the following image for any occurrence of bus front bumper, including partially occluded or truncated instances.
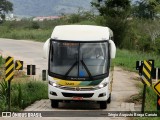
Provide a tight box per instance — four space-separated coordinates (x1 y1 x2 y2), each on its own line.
48 84 110 101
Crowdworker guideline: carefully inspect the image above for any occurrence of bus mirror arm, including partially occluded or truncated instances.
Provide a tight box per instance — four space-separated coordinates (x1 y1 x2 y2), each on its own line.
109 40 116 59
43 38 50 59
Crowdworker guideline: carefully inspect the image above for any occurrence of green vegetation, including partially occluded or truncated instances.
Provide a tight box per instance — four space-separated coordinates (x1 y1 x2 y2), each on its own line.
0 59 47 112
0 20 54 42
133 86 159 120
0 12 160 53
0 0 13 21
0 11 97 41
0 0 160 116
0 0 159 51
91 0 160 52
0 79 47 111
113 49 160 120
0 55 3 66
91 0 131 47
130 89 160 120
0 55 4 81
114 49 160 71
133 0 160 19
0 27 51 42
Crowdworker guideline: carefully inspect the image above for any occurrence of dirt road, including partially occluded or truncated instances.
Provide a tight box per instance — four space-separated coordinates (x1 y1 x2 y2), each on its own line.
0 38 141 120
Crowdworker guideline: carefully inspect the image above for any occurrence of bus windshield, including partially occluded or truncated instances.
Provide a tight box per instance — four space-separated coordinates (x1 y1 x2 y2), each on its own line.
49 40 109 80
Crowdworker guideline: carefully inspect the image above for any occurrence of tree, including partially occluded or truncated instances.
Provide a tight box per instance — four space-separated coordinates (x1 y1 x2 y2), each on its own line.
91 0 131 18
133 0 160 19
0 0 13 21
91 0 131 47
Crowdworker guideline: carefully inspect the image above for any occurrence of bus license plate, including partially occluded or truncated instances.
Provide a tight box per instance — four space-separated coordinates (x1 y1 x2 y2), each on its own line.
72 97 83 100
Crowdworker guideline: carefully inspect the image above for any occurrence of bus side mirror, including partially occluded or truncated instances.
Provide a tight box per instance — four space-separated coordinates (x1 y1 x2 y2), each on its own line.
43 38 50 59
109 40 116 59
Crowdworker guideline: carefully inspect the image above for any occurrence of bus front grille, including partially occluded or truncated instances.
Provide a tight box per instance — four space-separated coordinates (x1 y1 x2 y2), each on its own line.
59 86 96 91
62 93 94 98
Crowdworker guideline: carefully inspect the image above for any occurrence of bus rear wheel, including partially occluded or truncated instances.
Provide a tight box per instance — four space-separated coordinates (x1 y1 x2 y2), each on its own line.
99 101 107 109
51 100 59 108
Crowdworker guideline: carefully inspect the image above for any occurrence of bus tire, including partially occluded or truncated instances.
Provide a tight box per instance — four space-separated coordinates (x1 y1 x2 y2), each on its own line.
107 93 111 103
100 101 107 109
51 100 59 108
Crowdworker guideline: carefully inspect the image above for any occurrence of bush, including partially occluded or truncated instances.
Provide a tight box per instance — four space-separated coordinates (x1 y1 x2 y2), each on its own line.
0 80 48 111
0 55 2 66
0 80 8 111
11 81 48 110
31 22 40 29
154 38 160 54
114 49 160 71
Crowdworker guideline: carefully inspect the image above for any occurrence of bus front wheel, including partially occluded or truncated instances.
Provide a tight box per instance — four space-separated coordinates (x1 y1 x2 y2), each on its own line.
51 100 59 108
99 101 107 109
107 93 111 103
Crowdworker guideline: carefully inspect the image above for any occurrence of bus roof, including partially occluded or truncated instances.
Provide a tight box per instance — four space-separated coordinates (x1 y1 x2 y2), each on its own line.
51 25 113 41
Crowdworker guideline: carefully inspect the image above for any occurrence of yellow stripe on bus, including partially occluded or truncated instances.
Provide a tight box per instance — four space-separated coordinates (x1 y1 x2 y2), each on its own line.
53 78 81 86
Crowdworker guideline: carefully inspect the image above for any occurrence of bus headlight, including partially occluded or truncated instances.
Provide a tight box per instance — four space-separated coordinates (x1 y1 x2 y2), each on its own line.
49 81 59 87
98 82 108 89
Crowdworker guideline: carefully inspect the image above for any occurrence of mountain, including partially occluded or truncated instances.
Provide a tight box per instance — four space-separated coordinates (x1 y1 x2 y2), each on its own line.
8 0 92 17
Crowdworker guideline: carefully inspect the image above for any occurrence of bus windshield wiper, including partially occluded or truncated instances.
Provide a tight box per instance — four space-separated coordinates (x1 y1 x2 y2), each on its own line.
65 61 78 77
81 60 93 79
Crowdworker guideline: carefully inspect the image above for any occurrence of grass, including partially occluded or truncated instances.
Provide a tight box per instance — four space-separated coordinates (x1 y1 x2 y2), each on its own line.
0 26 52 42
133 85 160 120
11 80 48 111
0 79 48 112
113 49 160 120
114 49 160 72
0 56 48 111
0 55 3 66
0 56 4 81
0 19 97 42
0 20 58 42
